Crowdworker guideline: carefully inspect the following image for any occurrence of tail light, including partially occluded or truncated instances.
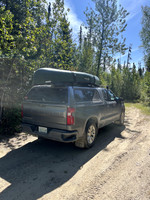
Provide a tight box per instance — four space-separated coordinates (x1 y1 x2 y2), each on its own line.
21 104 23 118
67 107 75 125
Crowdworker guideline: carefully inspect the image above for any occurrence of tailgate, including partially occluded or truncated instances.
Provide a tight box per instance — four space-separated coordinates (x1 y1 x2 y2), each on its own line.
23 102 67 129
22 86 68 129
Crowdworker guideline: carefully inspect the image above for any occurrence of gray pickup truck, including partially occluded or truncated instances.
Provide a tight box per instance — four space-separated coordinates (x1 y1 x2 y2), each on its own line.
22 83 125 148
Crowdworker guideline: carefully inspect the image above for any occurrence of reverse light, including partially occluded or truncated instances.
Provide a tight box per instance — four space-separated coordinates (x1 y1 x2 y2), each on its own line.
67 107 75 125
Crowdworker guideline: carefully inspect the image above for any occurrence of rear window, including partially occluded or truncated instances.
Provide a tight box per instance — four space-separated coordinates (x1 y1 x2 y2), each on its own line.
74 88 100 102
26 86 68 103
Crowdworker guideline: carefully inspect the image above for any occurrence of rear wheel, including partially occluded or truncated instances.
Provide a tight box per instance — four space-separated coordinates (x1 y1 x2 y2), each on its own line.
75 121 98 148
38 136 46 141
85 123 97 147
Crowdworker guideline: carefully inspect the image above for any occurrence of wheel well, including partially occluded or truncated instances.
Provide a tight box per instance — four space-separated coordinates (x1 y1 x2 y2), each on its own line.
86 117 98 128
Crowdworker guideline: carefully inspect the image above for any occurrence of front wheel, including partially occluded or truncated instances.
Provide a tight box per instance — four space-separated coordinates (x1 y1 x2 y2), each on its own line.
118 112 125 125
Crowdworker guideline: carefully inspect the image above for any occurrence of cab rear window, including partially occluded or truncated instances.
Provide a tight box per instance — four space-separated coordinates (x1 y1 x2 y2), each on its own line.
26 86 68 103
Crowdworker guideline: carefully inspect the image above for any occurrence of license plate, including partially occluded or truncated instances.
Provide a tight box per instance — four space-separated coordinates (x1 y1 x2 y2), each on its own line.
39 126 47 134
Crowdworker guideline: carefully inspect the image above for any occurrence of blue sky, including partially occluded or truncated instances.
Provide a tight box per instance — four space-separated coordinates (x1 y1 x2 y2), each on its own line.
49 0 150 67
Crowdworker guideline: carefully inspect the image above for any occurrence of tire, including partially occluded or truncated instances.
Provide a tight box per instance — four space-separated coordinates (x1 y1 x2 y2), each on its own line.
118 112 125 126
84 121 98 148
75 120 98 149
38 136 46 140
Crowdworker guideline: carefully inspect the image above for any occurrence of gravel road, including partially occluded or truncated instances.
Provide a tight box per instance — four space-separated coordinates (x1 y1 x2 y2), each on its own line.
0 106 150 200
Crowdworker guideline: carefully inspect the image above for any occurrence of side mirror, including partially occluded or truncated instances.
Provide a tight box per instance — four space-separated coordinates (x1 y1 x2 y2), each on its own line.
115 97 124 103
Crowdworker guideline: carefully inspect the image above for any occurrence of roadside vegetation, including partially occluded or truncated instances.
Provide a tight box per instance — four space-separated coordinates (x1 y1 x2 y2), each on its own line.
125 103 150 115
0 0 149 135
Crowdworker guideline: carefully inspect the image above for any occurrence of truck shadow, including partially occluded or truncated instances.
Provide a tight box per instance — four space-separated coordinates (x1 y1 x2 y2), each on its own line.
0 124 125 200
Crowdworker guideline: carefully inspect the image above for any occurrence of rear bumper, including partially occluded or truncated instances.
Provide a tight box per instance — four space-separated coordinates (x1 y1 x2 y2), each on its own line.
22 123 78 143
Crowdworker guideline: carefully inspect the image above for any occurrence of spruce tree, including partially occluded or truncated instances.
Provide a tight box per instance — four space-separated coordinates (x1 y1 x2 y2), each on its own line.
47 0 75 70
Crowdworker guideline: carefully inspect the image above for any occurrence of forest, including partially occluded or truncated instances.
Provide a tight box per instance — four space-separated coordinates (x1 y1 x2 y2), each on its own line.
0 0 150 134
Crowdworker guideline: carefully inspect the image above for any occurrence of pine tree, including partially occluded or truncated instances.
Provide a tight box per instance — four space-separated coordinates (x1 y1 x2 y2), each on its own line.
78 37 95 74
47 0 75 70
127 44 132 68
85 0 129 76
79 25 83 50
78 10 96 74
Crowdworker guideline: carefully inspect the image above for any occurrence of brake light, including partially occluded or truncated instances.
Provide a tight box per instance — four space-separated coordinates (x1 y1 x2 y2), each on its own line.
21 104 23 118
67 107 75 125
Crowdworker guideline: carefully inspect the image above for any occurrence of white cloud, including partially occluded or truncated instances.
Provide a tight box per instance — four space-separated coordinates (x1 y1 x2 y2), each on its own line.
65 1 83 40
115 47 145 67
118 0 147 21
47 0 84 41
115 47 138 60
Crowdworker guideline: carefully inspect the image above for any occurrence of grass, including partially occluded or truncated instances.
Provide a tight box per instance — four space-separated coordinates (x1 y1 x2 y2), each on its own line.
125 103 150 115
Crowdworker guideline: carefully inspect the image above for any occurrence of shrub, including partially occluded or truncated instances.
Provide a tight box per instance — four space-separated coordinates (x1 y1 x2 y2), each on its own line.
0 106 22 135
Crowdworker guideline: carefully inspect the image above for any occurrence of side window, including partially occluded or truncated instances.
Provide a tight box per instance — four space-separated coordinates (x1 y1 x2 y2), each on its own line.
74 89 101 102
102 89 115 101
93 90 101 102
102 89 108 101
74 89 85 102
82 89 94 101
107 90 115 101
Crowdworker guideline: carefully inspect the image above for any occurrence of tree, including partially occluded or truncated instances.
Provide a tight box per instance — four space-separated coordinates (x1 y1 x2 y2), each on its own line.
140 71 150 105
78 9 97 74
0 0 47 122
0 6 14 57
78 37 95 74
39 0 76 70
110 66 123 97
0 0 77 132
79 25 83 50
140 6 150 72
127 44 132 68
54 13 75 70
84 0 129 76
131 63 141 100
140 6 150 105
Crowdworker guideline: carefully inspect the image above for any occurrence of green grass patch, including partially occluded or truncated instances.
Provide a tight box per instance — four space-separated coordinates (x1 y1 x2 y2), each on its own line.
124 103 133 108
125 103 150 115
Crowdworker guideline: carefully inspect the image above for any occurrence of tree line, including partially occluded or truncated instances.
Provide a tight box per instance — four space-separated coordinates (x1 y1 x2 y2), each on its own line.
0 0 149 134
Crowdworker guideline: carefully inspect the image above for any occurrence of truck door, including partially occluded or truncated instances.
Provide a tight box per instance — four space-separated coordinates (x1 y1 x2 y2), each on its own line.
101 89 118 123
107 89 120 120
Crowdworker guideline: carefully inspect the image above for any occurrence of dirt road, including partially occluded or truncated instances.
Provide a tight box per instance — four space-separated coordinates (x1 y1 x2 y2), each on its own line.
0 107 150 200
